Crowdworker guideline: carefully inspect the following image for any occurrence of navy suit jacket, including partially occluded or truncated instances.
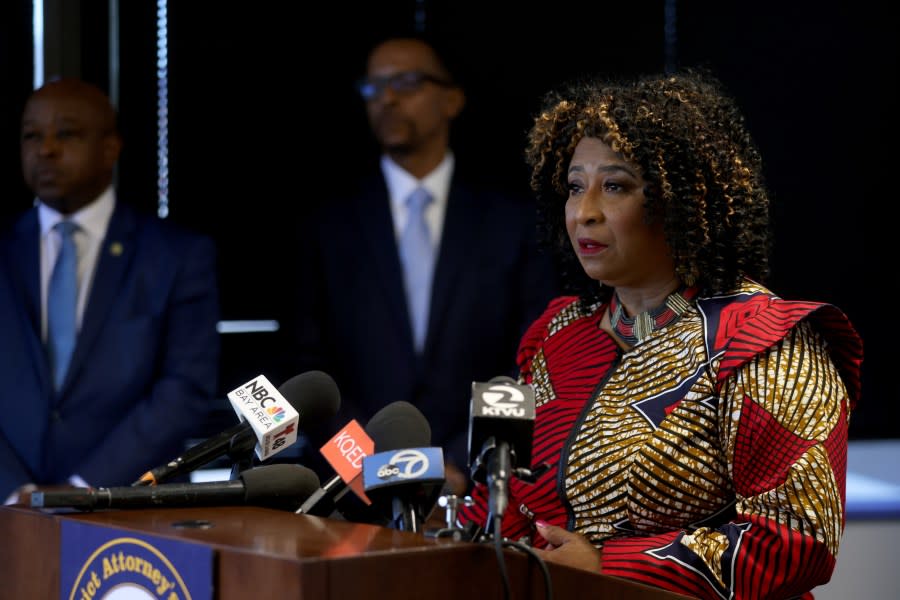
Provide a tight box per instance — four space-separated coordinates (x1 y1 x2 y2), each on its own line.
283 171 559 472
0 201 220 498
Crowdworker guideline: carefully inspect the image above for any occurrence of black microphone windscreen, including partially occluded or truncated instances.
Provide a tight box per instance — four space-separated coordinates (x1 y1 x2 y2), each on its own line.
324 403 432 524
35 464 323 511
279 370 341 425
366 401 431 451
488 375 517 384
240 463 321 503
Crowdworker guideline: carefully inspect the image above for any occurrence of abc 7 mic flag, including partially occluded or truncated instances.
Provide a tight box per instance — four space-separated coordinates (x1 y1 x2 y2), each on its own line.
227 374 299 461
362 447 445 531
364 448 445 485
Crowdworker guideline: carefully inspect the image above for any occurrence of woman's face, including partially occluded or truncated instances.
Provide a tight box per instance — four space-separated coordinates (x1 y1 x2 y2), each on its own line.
565 136 674 289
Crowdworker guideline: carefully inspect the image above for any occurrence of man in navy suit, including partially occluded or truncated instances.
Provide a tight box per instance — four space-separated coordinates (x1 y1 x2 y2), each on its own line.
284 37 559 495
0 78 220 503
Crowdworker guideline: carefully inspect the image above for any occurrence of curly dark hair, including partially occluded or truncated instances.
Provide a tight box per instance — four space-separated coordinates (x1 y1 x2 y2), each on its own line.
526 69 772 304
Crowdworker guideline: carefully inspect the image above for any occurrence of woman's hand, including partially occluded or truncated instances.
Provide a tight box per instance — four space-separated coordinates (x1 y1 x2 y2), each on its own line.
533 520 603 573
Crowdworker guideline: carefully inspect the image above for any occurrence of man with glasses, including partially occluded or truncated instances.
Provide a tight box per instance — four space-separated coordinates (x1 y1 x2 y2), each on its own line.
284 36 559 504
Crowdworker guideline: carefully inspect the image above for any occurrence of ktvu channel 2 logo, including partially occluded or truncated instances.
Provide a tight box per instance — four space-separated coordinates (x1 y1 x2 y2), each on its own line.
376 449 431 480
480 383 528 417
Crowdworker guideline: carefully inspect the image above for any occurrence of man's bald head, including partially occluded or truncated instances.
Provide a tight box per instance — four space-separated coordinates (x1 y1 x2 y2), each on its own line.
21 78 122 214
27 78 118 134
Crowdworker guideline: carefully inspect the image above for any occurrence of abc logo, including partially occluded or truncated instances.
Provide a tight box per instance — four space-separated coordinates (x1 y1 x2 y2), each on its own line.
376 449 429 480
377 464 401 478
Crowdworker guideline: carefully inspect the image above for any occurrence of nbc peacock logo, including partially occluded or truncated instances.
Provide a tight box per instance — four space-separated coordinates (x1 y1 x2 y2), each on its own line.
266 405 286 423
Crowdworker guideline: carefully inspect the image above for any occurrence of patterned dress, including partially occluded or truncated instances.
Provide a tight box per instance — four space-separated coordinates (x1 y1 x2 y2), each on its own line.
458 280 862 600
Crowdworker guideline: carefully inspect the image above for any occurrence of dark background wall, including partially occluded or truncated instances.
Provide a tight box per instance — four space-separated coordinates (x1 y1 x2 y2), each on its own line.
2 0 895 438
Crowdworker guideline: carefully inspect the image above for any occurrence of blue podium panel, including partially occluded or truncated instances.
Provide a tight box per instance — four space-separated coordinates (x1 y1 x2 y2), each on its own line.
60 520 213 600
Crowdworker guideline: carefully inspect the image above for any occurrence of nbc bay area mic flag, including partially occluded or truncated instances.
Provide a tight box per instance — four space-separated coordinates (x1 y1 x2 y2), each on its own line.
227 374 299 460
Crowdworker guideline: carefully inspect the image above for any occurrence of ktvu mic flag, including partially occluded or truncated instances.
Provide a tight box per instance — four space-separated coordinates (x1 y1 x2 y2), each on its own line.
227 374 299 460
467 379 536 479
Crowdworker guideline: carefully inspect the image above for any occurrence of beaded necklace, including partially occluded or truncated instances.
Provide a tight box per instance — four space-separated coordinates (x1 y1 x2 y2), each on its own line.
608 286 699 346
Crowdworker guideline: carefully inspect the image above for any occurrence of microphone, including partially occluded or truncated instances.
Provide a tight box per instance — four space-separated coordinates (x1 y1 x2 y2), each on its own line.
362 446 445 533
467 377 535 519
296 401 432 518
33 464 321 512
295 419 375 515
133 371 341 486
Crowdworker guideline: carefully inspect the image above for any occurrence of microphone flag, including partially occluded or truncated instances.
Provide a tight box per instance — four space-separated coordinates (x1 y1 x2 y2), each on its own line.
467 380 535 482
319 419 374 505
362 447 445 492
227 374 299 461
362 447 445 532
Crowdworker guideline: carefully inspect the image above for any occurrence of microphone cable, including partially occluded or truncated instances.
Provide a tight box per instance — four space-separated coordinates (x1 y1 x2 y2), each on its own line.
485 513 553 600
493 514 511 600
503 536 553 600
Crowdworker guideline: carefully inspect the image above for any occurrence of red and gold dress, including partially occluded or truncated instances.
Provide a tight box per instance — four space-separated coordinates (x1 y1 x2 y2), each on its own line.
459 280 862 600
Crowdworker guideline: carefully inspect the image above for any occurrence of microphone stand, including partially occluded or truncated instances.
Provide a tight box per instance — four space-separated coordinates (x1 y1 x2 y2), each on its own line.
227 431 257 480
487 439 511 519
469 437 548 542
426 493 476 540
392 497 422 533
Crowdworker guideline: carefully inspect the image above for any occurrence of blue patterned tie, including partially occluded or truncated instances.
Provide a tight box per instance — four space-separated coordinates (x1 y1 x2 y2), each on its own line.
48 220 78 389
399 187 435 352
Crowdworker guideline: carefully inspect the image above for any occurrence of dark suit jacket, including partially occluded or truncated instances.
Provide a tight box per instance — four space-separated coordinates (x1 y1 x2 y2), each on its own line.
0 201 220 498
282 170 559 473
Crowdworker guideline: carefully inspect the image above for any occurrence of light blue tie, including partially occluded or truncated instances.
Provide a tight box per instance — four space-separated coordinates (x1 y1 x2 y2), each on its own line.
48 220 79 389
399 187 435 352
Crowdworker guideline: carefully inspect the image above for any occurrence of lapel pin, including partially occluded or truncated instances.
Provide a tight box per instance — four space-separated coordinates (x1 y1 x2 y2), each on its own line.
109 242 123 256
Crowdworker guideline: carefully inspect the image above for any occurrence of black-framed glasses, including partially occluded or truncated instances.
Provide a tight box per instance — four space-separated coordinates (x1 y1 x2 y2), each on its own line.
356 71 453 101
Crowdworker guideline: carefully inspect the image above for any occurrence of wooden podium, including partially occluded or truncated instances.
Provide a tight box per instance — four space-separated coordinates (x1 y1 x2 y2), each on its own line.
0 504 693 599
